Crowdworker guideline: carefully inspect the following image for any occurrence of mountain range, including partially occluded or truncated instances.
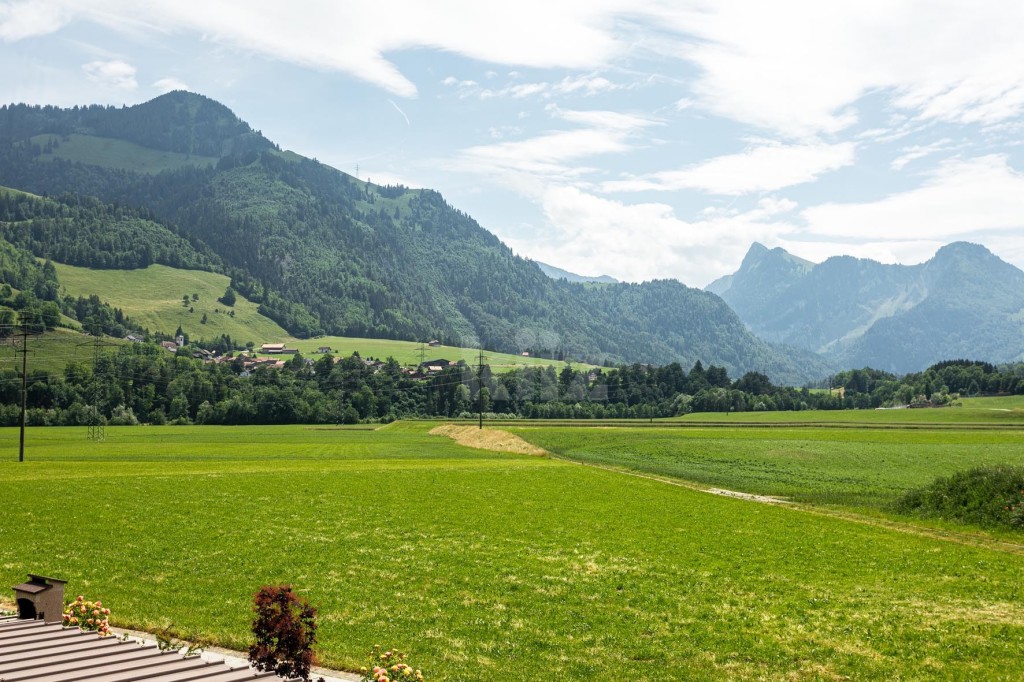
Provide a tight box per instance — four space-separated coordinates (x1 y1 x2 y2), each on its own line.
0 92 830 383
707 242 1024 373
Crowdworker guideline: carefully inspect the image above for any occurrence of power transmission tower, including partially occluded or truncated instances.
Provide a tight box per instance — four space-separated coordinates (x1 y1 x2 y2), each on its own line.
477 346 488 430
78 336 118 442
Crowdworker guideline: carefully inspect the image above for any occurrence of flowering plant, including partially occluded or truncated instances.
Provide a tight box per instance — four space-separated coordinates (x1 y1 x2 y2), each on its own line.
62 595 112 636
358 646 425 682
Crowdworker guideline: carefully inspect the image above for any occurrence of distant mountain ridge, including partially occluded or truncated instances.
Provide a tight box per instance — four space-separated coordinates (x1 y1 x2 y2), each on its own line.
536 261 617 284
0 91 832 383
709 241 1024 372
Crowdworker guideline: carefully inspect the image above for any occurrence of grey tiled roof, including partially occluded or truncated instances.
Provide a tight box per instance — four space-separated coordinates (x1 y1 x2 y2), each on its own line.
0 617 284 681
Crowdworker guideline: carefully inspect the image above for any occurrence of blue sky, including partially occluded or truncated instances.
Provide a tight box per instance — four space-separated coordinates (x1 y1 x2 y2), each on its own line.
2 1 1024 287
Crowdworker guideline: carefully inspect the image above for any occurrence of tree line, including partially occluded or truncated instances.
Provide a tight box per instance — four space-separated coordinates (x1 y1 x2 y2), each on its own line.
0 342 1019 428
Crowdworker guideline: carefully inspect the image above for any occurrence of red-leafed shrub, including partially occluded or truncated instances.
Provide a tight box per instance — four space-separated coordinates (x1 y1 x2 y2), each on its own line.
248 585 320 681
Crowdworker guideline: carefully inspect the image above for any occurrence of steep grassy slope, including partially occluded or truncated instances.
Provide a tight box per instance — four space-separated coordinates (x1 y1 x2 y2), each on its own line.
53 262 288 345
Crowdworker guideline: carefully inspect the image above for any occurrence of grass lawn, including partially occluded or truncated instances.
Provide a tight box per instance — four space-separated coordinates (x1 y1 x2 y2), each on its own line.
1 423 1023 680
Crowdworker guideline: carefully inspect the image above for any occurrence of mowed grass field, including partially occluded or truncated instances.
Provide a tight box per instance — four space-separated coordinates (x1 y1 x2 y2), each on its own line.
1 419 1024 680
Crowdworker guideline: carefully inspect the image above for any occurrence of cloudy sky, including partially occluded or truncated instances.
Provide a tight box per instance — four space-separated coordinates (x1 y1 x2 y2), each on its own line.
3 1 1024 287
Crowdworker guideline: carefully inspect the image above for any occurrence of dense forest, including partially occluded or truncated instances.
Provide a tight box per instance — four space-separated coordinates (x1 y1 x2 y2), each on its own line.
0 190 218 270
0 92 831 384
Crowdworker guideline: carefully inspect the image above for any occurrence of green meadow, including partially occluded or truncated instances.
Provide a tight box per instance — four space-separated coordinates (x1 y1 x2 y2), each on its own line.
53 262 289 345
1 417 1023 680
32 134 218 174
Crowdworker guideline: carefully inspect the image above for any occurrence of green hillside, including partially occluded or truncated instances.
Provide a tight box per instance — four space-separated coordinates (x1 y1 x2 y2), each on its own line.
32 133 217 174
52 263 583 370
53 262 288 345
0 92 835 383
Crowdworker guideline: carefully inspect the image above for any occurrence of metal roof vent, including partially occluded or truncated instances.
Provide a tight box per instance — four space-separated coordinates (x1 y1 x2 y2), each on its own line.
11 574 66 622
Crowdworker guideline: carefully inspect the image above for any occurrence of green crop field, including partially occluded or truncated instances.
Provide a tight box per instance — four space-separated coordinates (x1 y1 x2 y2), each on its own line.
1 421 1023 680
32 134 218 174
53 262 290 345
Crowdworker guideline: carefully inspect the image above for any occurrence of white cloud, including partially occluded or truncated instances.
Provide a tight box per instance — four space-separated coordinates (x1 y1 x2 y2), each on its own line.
649 1 1024 136
152 76 190 93
450 108 658 182
82 59 137 89
890 138 958 170
603 141 856 195
0 0 69 41
802 155 1024 240
503 185 798 286
477 75 621 101
8 1 630 97
453 129 631 180
10 2 1024 135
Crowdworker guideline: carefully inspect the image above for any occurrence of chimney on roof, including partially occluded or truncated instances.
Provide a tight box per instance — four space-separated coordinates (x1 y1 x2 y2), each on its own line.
11 574 66 622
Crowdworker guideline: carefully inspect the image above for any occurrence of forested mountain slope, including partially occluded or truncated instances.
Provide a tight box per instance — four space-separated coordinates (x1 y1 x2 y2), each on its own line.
710 241 1024 373
0 92 831 383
